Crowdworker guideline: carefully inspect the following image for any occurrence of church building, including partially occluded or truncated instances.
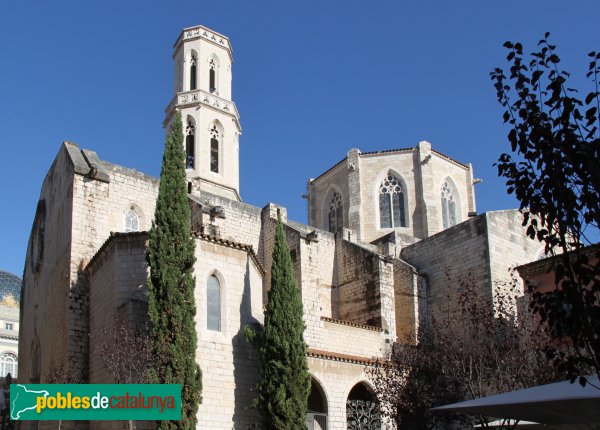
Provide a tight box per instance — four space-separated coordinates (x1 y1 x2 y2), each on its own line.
19 25 542 430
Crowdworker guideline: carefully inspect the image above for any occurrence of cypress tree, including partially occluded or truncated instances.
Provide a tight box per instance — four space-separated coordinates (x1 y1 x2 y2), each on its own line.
251 216 311 429
147 111 202 429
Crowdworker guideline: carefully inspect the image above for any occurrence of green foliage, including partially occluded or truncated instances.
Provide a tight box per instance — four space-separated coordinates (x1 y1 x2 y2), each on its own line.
246 217 310 429
491 35 600 381
147 112 202 429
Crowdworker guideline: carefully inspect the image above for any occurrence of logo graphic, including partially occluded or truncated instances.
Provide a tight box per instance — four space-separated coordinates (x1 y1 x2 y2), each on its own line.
11 385 49 419
10 384 181 421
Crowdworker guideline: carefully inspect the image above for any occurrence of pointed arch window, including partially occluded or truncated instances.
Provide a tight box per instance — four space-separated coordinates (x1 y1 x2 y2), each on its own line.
210 124 219 173
209 58 217 93
441 181 457 229
328 192 343 233
186 119 195 169
124 210 139 232
379 174 406 228
190 55 198 90
207 275 221 331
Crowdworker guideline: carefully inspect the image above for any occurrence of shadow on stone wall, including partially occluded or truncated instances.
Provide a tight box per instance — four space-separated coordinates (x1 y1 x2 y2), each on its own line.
232 257 261 429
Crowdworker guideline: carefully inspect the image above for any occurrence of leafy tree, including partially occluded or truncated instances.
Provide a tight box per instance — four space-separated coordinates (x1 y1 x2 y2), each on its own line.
245 217 311 429
368 273 560 429
147 111 202 429
491 35 600 381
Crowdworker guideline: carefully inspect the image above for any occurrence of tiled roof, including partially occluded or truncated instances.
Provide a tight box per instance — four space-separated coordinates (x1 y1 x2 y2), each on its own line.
360 147 413 156
307 349 382 366
193 231 266 276
311 146 469 183
86 231 148 271
320 316 382 332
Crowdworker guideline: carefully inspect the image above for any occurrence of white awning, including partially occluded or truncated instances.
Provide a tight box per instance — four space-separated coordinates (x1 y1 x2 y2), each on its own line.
432 376 600 426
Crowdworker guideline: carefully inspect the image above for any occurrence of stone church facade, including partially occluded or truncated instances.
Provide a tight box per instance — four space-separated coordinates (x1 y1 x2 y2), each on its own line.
19 25 543 429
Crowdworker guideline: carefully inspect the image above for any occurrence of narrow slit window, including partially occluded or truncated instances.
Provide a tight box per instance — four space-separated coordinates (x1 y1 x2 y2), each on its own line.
186 120 195 169
190 56 197 90
209 59 217 93
210 124 219 173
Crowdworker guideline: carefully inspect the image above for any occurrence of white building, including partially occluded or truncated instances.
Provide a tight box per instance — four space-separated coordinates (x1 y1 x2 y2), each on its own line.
19 25 542 429
0 270 20 380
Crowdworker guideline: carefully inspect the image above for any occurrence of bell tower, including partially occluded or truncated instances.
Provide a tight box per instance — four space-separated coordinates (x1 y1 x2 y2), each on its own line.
164 25 242 201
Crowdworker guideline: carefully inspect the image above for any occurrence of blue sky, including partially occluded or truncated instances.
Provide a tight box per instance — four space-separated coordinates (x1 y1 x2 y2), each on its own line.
1 1 598 276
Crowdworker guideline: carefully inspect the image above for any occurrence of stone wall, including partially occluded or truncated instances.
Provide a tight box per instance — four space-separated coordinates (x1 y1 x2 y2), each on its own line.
20 142 159 430
191 191 263 252
87 232 149 384
68 149 158 381
307 356 389 430
308 143 475 247
193 236 264 429
336 240 385 327
401 213 492 319
485 210 542 315
358 148 422 244
307 158 349 232
393 258 425 344
20 144 75 394
318 319 386 357
400 210 540 322
86 232 150 430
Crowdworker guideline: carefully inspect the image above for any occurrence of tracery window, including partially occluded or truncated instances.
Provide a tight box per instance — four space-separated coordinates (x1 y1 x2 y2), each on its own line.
0 353 17 378
210 124 219 173
327 192 343 233
124 210 139 233
379 174 406 228
190 55 198 90
207 275 221 331
186 119 195 169
441 181 457 229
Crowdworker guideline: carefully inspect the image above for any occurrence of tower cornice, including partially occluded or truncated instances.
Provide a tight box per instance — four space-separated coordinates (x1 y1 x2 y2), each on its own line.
163 89 242 132
173 25 233 62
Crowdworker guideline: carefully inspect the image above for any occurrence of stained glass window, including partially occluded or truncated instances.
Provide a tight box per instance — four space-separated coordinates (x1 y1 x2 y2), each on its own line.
124 210 139 233
379 174 406 228
441 181 457 229
328 192 343 233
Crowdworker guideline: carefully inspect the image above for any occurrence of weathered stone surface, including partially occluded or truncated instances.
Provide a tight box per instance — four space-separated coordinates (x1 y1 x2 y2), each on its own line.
19 24 543 430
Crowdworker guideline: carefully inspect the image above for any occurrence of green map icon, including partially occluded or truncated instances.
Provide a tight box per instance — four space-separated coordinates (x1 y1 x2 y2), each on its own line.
9 383 181 420
11 384 49 420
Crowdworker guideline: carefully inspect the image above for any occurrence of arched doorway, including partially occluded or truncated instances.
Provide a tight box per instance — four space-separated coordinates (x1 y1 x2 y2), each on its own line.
307 377 327 430
346 382 381 430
